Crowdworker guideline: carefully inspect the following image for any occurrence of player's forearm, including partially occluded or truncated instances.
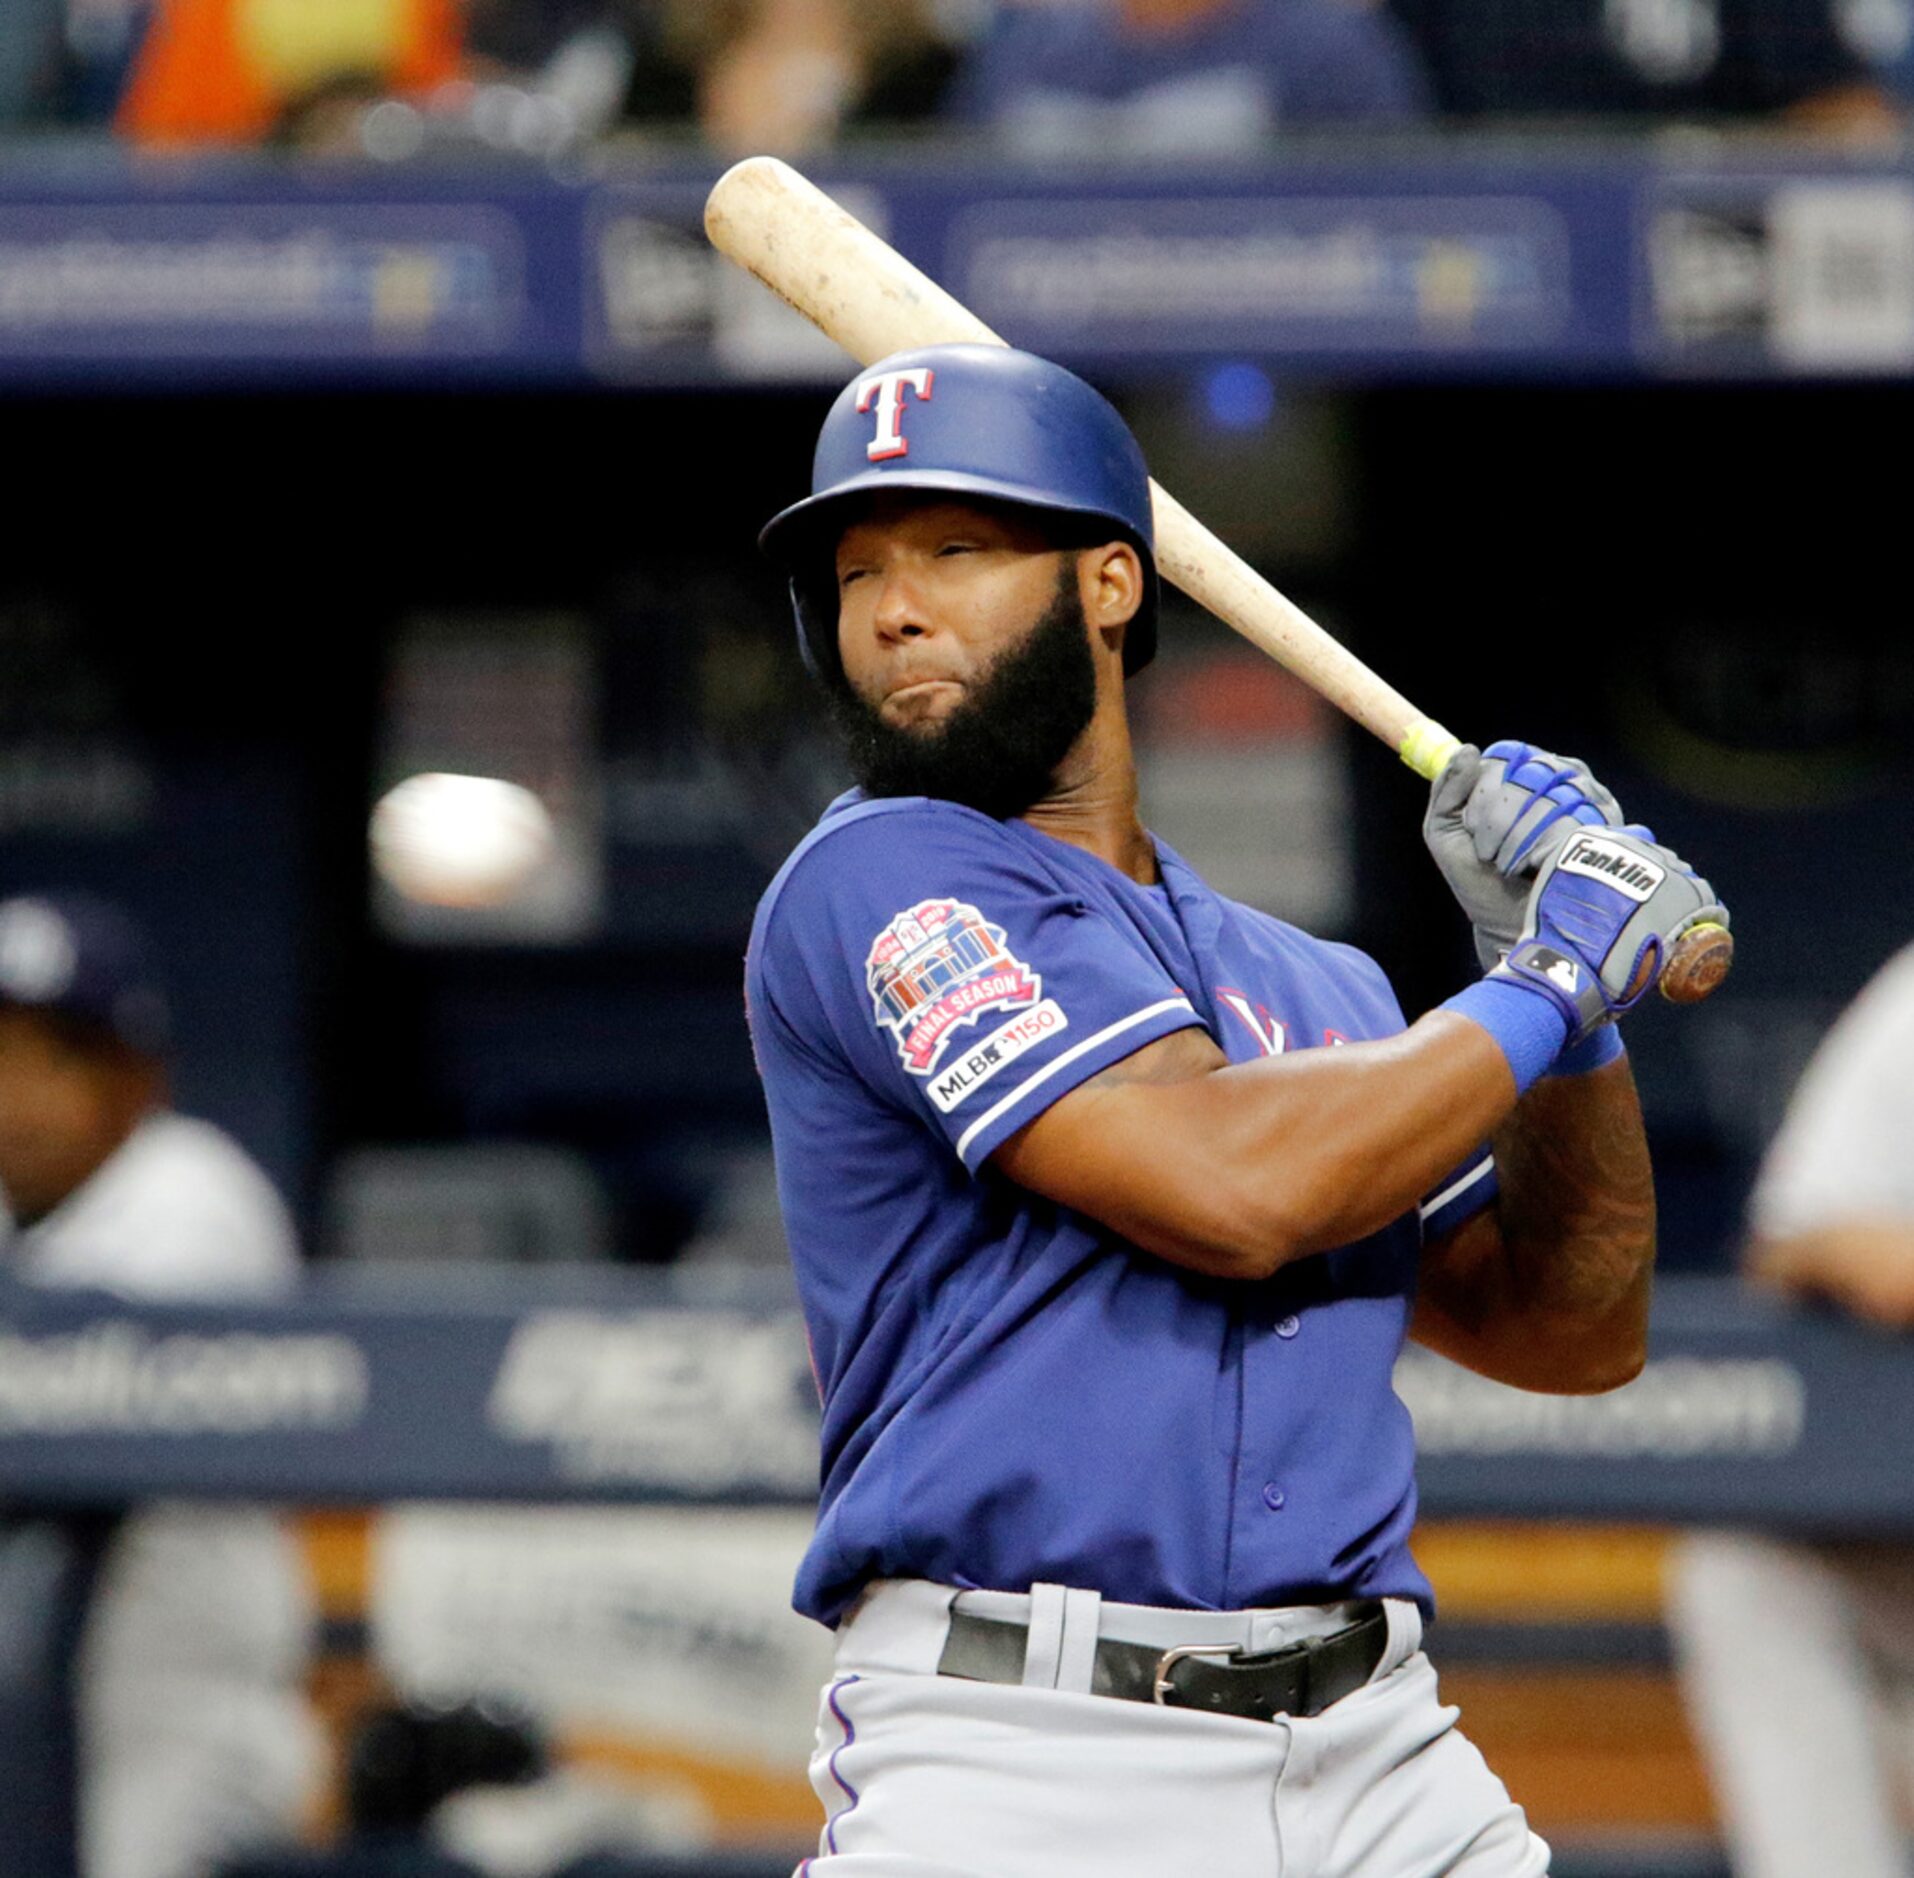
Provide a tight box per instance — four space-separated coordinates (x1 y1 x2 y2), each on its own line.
1486 1053 1657 1354
1234 1011 1522 1262
1016 1010 1521 1280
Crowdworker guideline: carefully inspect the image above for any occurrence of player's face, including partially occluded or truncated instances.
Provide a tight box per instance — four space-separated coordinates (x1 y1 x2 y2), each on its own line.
834 498 1085 728
0 1009 153 1226
827 498 1103 819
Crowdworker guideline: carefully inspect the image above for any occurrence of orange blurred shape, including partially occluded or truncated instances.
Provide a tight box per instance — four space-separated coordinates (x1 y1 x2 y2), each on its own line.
119 0 463 146
298 1508 377 1619
564 1732 821 1840
1146 653 1327 746
1416 1521 1670 1619
1439 1667 1717 1834
1416 1525 1717 1837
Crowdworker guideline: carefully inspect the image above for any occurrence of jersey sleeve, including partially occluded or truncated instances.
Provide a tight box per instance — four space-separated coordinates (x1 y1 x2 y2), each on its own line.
751 803 1205 1173
1418 1145 1498 1242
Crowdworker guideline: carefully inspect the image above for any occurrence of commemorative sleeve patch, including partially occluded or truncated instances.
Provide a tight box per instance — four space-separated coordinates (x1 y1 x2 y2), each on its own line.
866 897 1049 1078
927 1000 1068 1111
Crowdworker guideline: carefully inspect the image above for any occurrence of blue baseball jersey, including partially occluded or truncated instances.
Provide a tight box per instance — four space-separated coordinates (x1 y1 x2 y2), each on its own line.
745 792 1495 1628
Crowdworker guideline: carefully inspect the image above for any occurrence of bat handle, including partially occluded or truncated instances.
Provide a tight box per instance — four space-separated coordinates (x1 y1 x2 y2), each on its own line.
1398 718 1463 781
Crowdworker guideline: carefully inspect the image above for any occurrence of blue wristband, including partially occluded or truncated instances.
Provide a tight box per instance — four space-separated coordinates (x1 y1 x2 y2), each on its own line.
1551 1025 1625 1077
1442 978 1572 1097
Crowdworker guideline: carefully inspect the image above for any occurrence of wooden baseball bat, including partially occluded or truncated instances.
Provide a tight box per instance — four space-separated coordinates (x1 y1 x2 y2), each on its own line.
704 156 1730 1006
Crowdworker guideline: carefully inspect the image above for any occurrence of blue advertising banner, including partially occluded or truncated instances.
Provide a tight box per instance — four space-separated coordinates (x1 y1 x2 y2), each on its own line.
0 201 524 361
940 189 1575 357
1 1271 1911 1532
0 149 1905 385
0 165 588 382
0 1268 820 1504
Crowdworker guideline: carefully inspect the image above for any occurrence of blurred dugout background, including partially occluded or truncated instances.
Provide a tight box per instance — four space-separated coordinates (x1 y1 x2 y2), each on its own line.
2 2 1914 1877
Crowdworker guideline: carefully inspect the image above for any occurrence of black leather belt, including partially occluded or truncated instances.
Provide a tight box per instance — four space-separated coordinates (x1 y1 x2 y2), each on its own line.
937 1600 1388 1723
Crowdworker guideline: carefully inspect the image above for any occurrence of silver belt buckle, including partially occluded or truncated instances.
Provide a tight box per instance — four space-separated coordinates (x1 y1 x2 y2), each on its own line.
1152 1642 1240 1705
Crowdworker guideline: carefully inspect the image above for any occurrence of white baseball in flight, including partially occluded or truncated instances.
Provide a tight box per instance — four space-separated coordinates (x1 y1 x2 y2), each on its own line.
370 772 554 908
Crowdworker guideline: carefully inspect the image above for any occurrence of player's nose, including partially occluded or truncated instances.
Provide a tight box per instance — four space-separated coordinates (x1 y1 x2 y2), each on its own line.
868 566 937 643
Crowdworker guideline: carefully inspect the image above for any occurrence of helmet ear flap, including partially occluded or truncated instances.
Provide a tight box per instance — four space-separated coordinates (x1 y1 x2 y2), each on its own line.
790 570 846 692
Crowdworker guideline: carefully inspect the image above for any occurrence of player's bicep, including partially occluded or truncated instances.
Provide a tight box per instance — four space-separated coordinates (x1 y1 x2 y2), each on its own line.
764 809 1203 1171
991 1025 1280 1278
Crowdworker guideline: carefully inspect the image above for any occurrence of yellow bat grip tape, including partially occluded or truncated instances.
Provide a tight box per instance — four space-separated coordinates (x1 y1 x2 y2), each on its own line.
1399 719 1463 782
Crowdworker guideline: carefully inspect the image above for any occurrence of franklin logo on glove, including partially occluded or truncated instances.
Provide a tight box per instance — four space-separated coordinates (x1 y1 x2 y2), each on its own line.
1556 835 1667 903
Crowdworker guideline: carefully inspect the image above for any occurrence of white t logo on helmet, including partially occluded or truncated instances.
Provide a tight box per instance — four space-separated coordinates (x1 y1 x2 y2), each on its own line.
856 368 934 462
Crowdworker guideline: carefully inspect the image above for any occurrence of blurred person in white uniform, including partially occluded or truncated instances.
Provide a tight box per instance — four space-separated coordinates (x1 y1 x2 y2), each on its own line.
0 891 324 1878
1670 941 1914 1878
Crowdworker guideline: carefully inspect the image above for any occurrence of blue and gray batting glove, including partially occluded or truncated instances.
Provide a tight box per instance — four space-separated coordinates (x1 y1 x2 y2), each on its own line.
1424 740 1626 971
1493 826 1729 1047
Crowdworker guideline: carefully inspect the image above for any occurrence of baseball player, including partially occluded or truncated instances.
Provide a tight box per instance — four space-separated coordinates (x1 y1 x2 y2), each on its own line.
744 343 1727 1876
1669 940 1914 1878
0 893 323 1878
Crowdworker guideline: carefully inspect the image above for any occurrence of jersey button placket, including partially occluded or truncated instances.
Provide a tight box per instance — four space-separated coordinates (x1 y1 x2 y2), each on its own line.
1263 1320 1298 1511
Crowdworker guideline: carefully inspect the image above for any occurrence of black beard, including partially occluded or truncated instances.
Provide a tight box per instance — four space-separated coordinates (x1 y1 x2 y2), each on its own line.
827 569 1099 821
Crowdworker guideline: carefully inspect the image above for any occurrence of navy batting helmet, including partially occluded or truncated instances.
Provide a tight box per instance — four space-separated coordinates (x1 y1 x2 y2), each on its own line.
0 893 169 1056
759 344 1158 687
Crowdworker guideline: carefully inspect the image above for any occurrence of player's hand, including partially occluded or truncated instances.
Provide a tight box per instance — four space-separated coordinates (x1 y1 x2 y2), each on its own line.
1750 1229 1914 1330
1491 826 1729 1044
1424 741 1625 971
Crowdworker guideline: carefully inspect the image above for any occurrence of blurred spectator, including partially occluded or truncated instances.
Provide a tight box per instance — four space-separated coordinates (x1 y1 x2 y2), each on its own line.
1386 0 1901 133
218 1699 543 1878
61 0 157 120
115 0 463 147
664 0 958 154
948 0 1432 157
1668 942 1914 1878
0 0 153 131
1838 0 1914 105
194 0 964 161
464 0 676 133
0 893 323 1878
0 0 65 127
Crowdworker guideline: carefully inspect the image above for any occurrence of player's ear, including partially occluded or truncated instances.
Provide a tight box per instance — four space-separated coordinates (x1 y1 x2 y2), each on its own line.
1082 541 1143 658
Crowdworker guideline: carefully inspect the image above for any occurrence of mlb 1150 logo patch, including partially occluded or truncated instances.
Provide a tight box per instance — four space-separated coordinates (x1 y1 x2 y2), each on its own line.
867 898 1041 1076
